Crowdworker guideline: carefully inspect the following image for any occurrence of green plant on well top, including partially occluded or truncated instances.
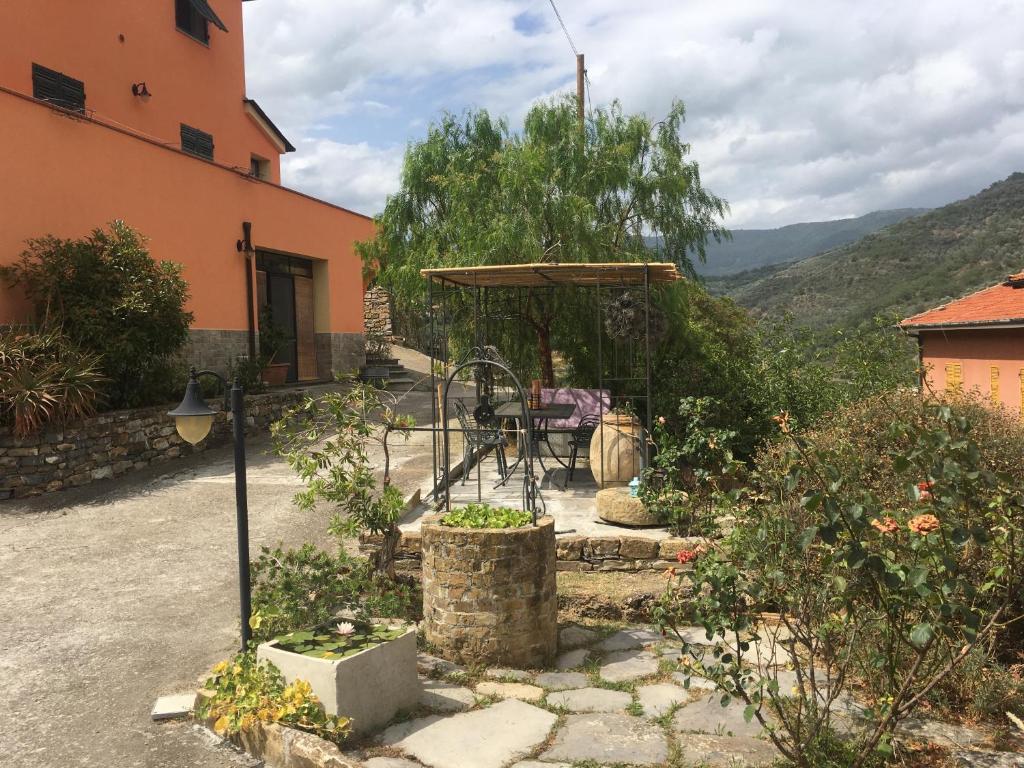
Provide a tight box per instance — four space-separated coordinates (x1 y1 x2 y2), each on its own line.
273 621 406 660
440 503 532 529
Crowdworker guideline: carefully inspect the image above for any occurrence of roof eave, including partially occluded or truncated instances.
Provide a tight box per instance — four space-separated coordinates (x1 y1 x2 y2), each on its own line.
243 99 296 153
901 318 1024 333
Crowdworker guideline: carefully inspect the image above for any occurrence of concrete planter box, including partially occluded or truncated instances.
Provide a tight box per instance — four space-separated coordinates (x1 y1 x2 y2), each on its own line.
257 623 420 737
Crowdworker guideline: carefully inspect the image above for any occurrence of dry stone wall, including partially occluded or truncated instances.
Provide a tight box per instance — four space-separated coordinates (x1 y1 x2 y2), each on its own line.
0 389 307 500
420 514 558 668
363 286 394 341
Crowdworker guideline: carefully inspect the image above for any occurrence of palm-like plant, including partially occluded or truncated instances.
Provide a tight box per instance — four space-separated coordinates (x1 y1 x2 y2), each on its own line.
0 326 105 438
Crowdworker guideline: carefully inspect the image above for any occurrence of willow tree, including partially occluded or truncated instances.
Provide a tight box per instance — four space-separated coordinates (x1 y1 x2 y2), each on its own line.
360 96 728 385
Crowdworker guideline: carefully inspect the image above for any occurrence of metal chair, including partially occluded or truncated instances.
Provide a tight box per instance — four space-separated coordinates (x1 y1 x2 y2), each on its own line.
453 399 508 484
565 414 600 485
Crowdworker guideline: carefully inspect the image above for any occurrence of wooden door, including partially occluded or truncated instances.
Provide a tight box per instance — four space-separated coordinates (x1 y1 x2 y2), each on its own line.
294 275 317 380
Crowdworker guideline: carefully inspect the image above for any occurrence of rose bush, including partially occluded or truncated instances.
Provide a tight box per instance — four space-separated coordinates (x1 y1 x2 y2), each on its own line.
655 393 1024 767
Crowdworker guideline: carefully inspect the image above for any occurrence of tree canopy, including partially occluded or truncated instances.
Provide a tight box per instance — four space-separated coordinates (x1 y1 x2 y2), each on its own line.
359 95 728 384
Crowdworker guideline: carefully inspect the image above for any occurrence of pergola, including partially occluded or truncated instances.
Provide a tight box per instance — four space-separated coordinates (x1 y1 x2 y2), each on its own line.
420 261 682 517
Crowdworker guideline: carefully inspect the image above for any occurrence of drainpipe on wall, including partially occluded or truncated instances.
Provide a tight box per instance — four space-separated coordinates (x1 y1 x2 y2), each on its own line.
238 221 257 361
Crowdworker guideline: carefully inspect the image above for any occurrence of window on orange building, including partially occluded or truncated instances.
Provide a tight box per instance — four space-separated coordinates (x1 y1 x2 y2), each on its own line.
181 124 214 160
250 155 270 180
31 63 85 113
990 366 1000 406
945 363 962 393
175 0 209 43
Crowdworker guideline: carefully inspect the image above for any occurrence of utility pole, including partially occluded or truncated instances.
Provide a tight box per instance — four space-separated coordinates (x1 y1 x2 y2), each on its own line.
576 53 585 129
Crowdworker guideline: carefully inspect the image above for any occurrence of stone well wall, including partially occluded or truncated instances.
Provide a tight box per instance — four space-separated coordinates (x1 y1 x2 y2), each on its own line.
0 389 308 500
366 530 699 574
420 514 558 668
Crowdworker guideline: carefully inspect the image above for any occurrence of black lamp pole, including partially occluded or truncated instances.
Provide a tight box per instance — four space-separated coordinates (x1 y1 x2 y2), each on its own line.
169 368 252 651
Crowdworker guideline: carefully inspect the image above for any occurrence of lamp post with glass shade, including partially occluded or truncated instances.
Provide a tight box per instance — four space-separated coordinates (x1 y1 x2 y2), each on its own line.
168 367 252 651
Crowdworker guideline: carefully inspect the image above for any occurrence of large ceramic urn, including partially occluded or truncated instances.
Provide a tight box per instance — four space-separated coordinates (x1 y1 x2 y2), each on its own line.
589 412 642 488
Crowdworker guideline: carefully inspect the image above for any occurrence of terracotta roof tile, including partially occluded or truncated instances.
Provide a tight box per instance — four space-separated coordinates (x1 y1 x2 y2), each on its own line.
902 273 1024 329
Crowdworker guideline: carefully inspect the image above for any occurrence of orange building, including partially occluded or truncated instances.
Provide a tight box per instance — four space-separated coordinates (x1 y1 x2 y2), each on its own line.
901 273 1024 413
0 0 374 381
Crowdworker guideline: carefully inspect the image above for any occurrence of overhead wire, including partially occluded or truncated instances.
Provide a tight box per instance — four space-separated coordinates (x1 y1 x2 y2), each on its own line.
545 0 593 114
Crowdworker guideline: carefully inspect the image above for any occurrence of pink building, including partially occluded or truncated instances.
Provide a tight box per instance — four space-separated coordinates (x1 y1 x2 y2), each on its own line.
901 273 1024 412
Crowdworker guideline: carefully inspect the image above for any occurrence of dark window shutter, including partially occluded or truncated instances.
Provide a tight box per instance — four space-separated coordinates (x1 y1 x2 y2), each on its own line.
180 124 214 160
32 63 85 112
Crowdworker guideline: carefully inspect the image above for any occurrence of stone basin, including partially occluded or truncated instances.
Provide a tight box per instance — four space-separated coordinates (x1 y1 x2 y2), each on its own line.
596 486 661 527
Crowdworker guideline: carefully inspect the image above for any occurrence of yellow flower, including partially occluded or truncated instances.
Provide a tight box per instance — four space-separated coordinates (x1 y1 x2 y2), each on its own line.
212 661 229 675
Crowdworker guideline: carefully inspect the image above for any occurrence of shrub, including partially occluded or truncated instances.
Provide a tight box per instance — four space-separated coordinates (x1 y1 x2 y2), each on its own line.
2 221 193 408
272 381 414 577
656 397 1024 767
249 545 420 643
440 503 532 529
0 325 105 437
196 651 349 743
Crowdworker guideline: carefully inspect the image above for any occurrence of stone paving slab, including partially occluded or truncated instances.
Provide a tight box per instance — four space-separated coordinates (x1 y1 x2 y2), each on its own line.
950 750 1024 767
598 649 660 683
510 762 572 768
547 687 633 713
675 733 778 767
554 648 589 670
534 671 588 691
475 681 544 702
559 625 599 649
419 680 476 713
483 668 532 682
378 699 557 768
636 682 690 718
597 628 662 652
364 758 424 768
417 653 464 677
540 712 669 765
672 671 717 691
672 694 768 738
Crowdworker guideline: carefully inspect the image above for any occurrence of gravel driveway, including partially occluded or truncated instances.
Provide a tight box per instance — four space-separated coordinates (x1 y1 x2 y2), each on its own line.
0 391 436 768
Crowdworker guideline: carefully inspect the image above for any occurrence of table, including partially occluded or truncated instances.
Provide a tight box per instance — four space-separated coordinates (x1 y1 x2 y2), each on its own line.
493 401 577 486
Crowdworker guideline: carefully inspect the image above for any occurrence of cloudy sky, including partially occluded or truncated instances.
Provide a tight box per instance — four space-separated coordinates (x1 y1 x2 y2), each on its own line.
242 0 1024 229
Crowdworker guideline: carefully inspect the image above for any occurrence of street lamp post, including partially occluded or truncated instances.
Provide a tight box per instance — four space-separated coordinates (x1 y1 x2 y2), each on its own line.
168 367 252 651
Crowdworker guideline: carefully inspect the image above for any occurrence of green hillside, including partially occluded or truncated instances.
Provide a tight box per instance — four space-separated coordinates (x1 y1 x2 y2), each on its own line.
690 208 928 276
708 172 1024 329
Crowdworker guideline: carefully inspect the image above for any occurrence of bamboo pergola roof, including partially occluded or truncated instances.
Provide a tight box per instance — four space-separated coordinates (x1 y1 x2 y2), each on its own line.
420 262 682 288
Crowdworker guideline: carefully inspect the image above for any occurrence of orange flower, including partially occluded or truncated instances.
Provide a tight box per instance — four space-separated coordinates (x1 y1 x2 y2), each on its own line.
663 567 677 579
772 411 791 434
676 549 699 564
870 517 900 534
917 481 934 501
908 514 940 535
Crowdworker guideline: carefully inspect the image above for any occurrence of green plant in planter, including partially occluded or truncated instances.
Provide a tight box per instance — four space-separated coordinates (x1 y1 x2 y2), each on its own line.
440 503 532 529
196 651 349 743
258 306 290 365
273 620 406 660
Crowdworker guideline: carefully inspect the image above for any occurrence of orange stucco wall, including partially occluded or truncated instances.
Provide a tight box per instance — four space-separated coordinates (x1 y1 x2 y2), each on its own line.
0 0 282 181
919 328 1024 413
0 90 373 335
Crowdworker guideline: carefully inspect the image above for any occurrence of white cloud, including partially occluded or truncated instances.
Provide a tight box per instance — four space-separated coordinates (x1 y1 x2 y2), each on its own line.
281 140 404 217
244 0 1024 227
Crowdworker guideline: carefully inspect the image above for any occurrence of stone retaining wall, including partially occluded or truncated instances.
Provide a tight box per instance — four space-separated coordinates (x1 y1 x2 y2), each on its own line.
0 389 308 500
421 514 558 668
363 286 394 341
367 530 701 574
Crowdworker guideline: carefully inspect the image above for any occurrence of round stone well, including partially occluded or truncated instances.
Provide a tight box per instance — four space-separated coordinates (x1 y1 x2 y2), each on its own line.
421 514 558 668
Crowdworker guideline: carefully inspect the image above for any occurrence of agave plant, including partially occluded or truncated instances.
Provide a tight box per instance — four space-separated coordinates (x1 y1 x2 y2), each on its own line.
0 326 105 438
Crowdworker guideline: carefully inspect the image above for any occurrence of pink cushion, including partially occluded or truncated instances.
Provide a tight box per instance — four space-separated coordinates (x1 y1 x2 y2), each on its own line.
541 388 611 429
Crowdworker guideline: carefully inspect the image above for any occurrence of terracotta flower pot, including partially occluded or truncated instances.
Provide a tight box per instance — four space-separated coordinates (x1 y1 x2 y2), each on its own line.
589 412 642 488
261 362 289 386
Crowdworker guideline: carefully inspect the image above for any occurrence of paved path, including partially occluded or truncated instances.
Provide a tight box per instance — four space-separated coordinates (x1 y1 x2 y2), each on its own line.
0 392 436 768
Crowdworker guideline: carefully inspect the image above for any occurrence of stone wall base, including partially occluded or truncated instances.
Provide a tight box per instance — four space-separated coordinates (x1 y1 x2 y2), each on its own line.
316 332 365 380
362 530 705 574
182 328 252 375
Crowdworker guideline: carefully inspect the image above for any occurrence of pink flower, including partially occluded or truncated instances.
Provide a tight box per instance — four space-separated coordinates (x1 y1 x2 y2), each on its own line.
658 416 666 425
676 549 699 564
870 517 900 535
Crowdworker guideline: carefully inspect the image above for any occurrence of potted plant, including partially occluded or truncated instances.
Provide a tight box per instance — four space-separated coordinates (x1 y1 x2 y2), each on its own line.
256 618 419 737
258 306 290 386
420 503 557 667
